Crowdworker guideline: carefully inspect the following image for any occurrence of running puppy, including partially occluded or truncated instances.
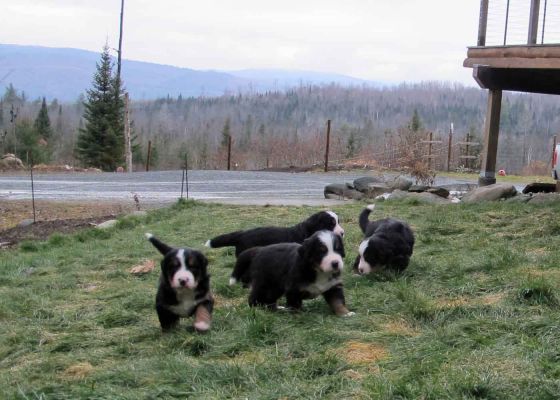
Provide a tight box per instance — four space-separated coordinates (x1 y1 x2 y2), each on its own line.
353 205 415 274
206 210 344 257
146 233 214 332
230 230 354 316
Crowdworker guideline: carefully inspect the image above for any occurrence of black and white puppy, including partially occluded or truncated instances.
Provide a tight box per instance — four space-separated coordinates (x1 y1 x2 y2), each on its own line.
205 210 344 257
146 233 214 332
353 205 415 274
230 230 354 316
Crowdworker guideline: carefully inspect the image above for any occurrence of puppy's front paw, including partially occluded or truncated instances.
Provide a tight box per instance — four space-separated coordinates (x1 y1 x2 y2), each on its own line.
343 311 356 317
194 320 210 332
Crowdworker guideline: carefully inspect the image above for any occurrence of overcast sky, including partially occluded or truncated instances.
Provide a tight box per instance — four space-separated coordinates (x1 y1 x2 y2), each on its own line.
2 0 484 85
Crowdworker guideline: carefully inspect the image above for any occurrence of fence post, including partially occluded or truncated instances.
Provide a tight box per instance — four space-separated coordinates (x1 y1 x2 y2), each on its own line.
552 135 557 168
146 140 152 172
447 123 453 171
227 135 232 171
324 119 331 172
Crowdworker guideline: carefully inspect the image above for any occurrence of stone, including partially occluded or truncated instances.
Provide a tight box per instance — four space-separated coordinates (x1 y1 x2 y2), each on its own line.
427 187 450 198
387 176 412 191
364 184 392 198
388 190 451 204
505 193 532 203
353 176 385 192
408 185 430 192
96 219 118 229
461 184 517 203
522 182 557 194
324 183 364 200
527 192 560 204
0 153 25 171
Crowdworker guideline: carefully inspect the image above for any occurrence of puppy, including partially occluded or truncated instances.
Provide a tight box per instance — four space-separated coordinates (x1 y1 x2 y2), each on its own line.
230 230 354 316
205 210 344 257
146 233 214 332
353 205 415 274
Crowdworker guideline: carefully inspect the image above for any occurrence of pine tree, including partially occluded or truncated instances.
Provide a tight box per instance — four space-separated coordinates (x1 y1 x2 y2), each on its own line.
34 97 53 140
221 118 231 147
410 109 422 132
76 44 124 171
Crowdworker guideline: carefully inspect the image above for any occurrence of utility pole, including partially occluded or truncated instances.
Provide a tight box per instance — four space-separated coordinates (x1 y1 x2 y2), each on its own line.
10 104 17 156
447 123 453 171
324 119 331 172
117 0 124 81
117 0 132 172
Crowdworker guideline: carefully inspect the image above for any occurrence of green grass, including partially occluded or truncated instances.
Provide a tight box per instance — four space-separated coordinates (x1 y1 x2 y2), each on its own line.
1 198 560 399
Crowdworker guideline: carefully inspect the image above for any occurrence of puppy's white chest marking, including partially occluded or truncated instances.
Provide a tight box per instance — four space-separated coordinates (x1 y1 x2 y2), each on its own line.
168 289 196 317
304 273 341 297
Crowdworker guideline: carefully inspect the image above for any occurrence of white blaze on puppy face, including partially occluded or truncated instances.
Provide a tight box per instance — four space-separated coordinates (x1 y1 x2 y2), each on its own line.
317 231 344 273
326 211 345 237
357 239 373 274
170 249 197 289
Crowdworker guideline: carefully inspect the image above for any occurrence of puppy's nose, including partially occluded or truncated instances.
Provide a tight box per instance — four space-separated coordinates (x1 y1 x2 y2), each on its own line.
179 278 188 287
358 267 364 274
340 230 345 237
331 261 340 270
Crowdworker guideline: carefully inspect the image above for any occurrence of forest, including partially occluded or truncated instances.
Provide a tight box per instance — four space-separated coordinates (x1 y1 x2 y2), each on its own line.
1 80 559 174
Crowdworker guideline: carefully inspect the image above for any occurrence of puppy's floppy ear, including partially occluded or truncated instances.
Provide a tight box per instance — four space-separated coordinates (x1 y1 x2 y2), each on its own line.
298 238 311 258
189 251 209 270
145 233 173 255
335 234 345 258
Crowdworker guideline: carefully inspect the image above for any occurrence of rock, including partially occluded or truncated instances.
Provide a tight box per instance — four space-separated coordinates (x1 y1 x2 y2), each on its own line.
408 185 430 192
363 184 392 198
324 183 364 200
388 190 451 204
461 184 517 203
353 176 385 192
427 187 450 198
387 176 412 191
527 192 560 204
96 219 118 229
505 193 532 203
17 219 34 228
130 259 156 275
0 153 25 171
522 182 557 194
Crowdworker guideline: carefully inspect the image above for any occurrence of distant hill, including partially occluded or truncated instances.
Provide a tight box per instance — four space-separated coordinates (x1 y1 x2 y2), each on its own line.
0 44 381 101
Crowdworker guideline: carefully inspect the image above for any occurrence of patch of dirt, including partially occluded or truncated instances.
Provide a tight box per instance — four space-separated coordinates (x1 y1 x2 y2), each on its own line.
61 362 94 379
381 319 420 337
0 199 137 247
337 340 388 365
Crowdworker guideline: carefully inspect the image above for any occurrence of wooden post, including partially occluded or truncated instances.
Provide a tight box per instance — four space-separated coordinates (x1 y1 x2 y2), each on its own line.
465 132 471 170
552 135 557 168
227 135 232 171
324 119 331 172
479 89 502 186
124 93 132 172
478 0 489 46
117 0 125 80
447 123 453 171
146 140 152 172
504 0 510 45
29 151 36 223
427 131 433 170
528 0 541 45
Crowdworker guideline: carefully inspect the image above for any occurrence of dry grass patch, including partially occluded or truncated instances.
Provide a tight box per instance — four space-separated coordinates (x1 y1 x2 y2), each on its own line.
213 295 244 308
381 319 420 337
61 362 94 380
337 340 388 366
435 293 505 308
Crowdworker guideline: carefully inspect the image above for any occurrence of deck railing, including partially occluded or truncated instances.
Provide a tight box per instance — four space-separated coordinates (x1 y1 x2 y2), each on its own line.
478 0 560 46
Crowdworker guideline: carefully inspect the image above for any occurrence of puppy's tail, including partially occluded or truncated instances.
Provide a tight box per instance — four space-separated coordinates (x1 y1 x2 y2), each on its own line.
230 247 259 286
205 231 243 249
358 204 375 234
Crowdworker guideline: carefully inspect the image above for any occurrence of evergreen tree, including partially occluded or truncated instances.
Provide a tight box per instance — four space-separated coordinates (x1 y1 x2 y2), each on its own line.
34 97 53 139
410 109 422 132
76 44 124 171
221 118 231 147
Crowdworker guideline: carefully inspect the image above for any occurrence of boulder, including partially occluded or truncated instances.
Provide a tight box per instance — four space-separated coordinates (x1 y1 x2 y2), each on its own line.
388 190 451 204
461 184 517 203
408 185 430 192
0 153 25 171
527 192 560 204
353 176 385 192
388 176 412 191
427 187 450 198
522 182 557 194
324 183 364 200
17 219 34 228
96 219 118 229
505 193 532 203
363 184 392 198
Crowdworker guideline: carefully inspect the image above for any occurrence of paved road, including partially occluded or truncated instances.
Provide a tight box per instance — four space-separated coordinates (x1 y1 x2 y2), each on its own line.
0 170 478 206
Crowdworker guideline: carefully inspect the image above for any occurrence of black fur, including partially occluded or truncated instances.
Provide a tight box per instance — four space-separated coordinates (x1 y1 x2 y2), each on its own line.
231 231 352 316
207 210 343 257
147 234 214 331
353 206 415 274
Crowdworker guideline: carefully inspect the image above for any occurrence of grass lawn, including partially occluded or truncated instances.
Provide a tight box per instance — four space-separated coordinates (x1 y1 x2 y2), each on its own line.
1 199 560 399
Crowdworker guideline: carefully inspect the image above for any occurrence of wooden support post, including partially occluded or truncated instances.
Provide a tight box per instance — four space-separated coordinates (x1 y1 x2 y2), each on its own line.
427 131 433 170
146 140 152 172
465 132 471 170
552 135 557 168
528 0 541 45
447 123 453 171
227 135 232 171
124 93 132 172
324 120 331 172
478 0 489 46
479 89 502 186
